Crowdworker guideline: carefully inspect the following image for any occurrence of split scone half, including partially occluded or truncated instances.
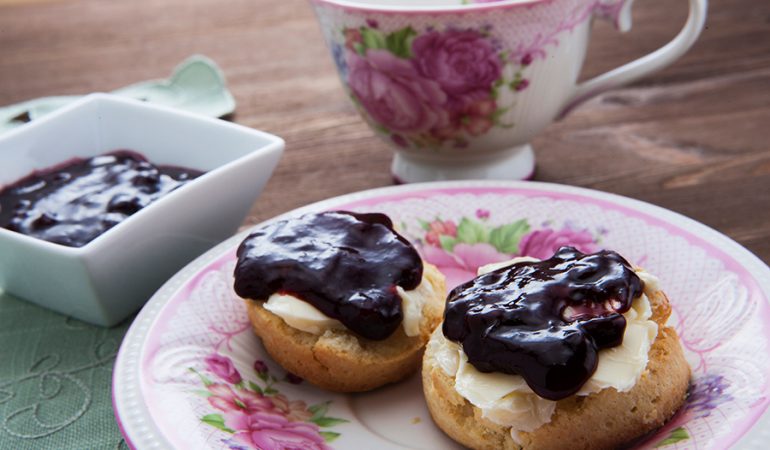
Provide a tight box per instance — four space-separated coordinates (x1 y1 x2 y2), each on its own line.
246 262 445 392
422 247 691 450
234 211 446 392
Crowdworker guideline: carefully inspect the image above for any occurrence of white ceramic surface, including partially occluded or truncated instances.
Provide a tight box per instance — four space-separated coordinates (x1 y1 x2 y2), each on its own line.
310 0 708 182
113 181 770 450
0 94 284 326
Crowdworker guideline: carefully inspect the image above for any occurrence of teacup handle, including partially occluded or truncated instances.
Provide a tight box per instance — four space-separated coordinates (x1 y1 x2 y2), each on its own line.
558 0 708 118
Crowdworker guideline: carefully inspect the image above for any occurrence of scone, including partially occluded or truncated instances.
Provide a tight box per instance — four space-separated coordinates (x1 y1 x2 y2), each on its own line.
234 210 446 392
422 247 690 450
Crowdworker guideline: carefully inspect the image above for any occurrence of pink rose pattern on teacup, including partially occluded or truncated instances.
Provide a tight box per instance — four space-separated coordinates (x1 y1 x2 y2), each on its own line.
337 22 529 149
324 1 636 150
347 49 449 135
192 354 347 449
411 29 502 111
412 212 600 288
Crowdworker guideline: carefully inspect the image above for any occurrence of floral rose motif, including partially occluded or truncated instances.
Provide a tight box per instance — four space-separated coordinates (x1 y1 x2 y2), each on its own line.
414 216 601 288
225 411 331 450
194 355 346 447
425 219 457 246
337 22 532 148
518 227 598 259
270 394 313 422
205 354 242 384
253 359 268 375
431 96 498 140
208 384 273 414
412 29 503 110
347 49 448 134
464 116 494 136
421 242 509 288
684 374 731 419
343 28 362 52
466 98 497 118
513 79 530 91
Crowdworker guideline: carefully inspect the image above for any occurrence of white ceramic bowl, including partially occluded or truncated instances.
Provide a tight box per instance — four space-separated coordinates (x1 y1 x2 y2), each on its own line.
0 94 284 326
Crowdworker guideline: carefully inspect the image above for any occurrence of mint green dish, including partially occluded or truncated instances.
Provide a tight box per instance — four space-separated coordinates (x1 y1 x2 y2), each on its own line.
0 55 236 135
0 94 283 326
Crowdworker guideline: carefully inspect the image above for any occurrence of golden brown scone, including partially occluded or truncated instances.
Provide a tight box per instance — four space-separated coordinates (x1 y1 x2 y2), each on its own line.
246 262 445 392
422 288 691 450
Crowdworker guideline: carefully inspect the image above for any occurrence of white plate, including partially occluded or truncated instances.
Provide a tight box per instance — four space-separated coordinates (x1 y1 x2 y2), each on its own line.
113 181 770 449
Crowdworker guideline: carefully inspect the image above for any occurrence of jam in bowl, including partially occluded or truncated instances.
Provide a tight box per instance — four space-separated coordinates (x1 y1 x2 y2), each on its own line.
0 94 284 326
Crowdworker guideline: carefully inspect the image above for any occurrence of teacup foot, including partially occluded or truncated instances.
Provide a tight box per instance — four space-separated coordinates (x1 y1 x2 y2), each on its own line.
391 144 535 183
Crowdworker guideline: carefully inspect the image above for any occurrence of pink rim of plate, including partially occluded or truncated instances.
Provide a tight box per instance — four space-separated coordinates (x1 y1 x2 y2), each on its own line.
113 180 770 450
307 0 558 15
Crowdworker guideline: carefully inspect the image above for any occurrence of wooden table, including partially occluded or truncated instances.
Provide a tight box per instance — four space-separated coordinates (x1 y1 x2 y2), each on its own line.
1 0 768 264
0 1 768 448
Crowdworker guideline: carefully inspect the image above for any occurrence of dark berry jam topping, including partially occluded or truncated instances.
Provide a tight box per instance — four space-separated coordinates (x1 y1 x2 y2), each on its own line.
0 150 203 248
443 247 644 401
233 211 423 341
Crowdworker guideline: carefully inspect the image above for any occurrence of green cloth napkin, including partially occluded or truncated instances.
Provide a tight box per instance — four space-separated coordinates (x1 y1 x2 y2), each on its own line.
0 292 130 449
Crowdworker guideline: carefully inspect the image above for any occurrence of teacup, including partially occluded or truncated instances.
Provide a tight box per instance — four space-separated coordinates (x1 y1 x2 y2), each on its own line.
309 0 707 182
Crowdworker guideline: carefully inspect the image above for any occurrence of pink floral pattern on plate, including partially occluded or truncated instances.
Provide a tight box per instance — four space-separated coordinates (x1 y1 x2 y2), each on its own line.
115 184 770 450
411 209 600 288
190 353 346 449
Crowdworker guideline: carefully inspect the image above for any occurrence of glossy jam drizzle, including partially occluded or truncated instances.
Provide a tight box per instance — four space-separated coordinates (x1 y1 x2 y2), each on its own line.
233 211 423 340
0 150 203 248
443 247 644 401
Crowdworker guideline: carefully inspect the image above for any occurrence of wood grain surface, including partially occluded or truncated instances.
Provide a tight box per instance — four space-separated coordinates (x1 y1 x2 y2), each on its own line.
0 0 768 264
